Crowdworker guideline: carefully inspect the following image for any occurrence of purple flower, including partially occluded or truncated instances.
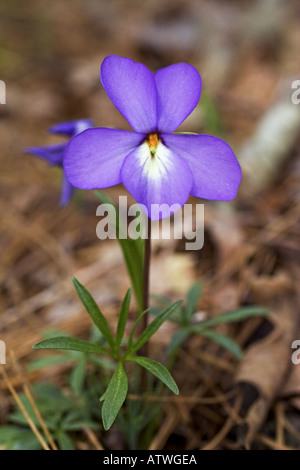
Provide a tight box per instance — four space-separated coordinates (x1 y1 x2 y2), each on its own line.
25 119 93 206
64 56 241 219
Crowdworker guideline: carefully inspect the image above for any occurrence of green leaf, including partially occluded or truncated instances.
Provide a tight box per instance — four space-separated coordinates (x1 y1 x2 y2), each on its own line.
192 306 269 333
10 434 42 450
127 300 182 356
149 305 183 325
89 324 105 343
150 294 183 323
185 283 202 322
167 329 190 356
61 409 86 427
115 288 131 352
129 356 179 395
100 362 128 431
150 294 173 306
33 384 73 408
63 420 100 432
94 190 144 311
200 329 243 360
121 238 143 312
127 309 148 351
56 431 75 450
33 336 111 356
89 356 116 370
200 91 224 135
0 426 28 445
72 277 115 350
70 359 86 395
27 355 70 371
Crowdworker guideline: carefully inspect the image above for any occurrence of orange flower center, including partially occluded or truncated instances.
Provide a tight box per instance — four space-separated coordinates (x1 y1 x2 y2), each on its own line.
146 133 159 156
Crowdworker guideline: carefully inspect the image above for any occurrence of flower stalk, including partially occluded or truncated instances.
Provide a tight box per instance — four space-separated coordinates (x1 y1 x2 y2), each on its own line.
139 219 152 360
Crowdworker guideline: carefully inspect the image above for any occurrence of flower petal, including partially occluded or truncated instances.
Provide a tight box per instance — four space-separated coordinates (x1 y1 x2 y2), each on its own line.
121 140 193 220
49 119 93 137
64 128 145 189
60 175 76 206
24 143 67 166
163 134 242 201
154 63 201 133
100 55 157 133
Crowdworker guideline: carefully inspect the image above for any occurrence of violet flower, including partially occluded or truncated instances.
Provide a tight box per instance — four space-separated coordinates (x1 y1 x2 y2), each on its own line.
64 56 241 219
25 119 93 206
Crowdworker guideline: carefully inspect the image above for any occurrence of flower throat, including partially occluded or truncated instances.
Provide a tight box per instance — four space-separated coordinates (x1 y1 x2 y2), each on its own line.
146 133 159 157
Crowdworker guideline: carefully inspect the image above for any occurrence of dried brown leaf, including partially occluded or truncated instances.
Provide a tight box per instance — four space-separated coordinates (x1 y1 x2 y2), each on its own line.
235 299 297 448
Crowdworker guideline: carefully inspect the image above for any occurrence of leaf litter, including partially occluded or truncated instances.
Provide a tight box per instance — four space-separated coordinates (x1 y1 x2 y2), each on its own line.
0 0 300 450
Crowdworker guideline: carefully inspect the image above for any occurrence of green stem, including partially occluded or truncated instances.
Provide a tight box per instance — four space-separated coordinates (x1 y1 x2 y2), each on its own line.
139 218 151 382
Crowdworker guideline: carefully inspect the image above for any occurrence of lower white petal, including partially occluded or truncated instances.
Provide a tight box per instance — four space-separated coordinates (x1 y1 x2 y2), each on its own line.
121 139 193 220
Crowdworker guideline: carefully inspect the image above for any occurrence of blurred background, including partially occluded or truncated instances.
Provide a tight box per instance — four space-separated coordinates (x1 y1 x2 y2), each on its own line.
0 0 300 450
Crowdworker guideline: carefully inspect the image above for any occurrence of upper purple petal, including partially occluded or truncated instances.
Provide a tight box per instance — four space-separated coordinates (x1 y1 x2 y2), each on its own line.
121 140 193 220
163 133 242 201
64 127 145 189
49 119 93 137
154 63 201 133
24 143 67 166
100 55 157 133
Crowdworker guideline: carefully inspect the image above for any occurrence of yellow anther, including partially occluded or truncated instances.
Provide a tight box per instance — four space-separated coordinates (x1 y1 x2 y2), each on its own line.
146 133 159 156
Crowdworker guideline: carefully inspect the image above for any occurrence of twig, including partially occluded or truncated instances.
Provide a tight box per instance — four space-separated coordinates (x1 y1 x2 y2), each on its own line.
10 351 58 450
275 402 285 447
82 425 104 450
256 433 295 451
0 364 50 450
127 388 236 405
148 410 178 450
201 388 243 450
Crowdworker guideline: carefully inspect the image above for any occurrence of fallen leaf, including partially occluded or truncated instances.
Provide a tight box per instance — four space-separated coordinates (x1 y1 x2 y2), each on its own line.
235 299 297 448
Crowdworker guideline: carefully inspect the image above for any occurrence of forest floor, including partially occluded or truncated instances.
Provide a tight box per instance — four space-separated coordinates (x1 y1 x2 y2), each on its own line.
0 0 300 450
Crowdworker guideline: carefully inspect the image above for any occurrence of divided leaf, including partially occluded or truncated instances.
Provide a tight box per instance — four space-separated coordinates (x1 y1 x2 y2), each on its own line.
184 283 202 322
167 329 189 356
201 329 243 360
72 277 115 350
115 288 131 352
100 362 128 430
129 356 179 395
192 306 269 333
128 300 182 355
33 336 110 356
70 359 86 395
127 309 148 351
